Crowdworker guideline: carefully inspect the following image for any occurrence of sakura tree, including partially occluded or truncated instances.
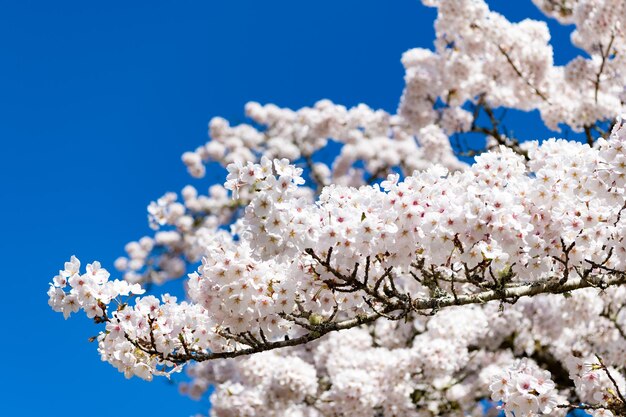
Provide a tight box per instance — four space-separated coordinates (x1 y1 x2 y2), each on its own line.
49 1 626 416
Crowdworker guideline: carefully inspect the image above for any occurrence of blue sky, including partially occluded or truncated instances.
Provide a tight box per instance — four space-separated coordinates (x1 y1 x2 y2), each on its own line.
0 1 580 416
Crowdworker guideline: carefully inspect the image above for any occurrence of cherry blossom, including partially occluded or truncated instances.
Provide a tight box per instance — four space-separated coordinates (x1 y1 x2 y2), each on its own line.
49 1 626 416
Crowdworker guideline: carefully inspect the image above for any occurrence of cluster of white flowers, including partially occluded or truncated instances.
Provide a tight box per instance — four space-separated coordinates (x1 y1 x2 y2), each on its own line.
489 359 559 417
184 100 466 186
115 184 236 284
50 1 626 416
187 238 301 337
48 256 144 319
565 355 626 416
405 0 626 132
221 120 626 297
48 257 227 381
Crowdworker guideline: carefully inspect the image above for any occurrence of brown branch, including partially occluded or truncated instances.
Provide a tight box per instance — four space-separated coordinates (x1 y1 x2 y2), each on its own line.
167 310 381 363
302 152 327 193
124 269 626 365
595 33 616 104
596 354 626 405
496 44 550 103
410 272 626 312
584 125 595 146
366 166 388 185
470 98 529 160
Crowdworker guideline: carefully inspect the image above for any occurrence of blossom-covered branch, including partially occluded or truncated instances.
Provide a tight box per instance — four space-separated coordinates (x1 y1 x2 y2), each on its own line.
49 1 626 416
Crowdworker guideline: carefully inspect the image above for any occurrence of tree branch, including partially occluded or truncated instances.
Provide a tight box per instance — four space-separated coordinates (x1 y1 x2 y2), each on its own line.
126 269 626 364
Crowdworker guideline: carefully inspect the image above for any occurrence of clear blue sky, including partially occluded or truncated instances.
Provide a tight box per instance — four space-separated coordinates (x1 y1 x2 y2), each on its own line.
0 1 579 416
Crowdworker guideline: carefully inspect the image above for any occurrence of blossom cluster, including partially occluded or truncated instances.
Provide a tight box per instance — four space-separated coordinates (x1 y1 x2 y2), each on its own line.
48 257 223 381
115 184 236 284
565 355 626 416
48 256 144 319
227 119 626 296
489 359 559 417
405 0 626 131
183 100 465 185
